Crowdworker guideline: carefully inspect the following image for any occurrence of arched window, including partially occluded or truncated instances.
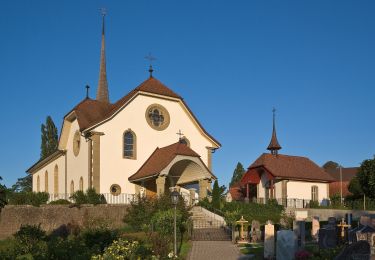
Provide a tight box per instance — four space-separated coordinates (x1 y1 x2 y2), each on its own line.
54 165 59 195
45 171 48 192
36 175 40 192
79 177 83 191
70 180 74 194
123 130 136 159
311 186 319 202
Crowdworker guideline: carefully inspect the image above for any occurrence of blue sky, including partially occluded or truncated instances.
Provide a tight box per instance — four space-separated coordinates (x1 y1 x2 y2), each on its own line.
0 1 374 188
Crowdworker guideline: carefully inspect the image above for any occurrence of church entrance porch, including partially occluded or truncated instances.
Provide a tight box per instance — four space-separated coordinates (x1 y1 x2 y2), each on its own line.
129 143 216 205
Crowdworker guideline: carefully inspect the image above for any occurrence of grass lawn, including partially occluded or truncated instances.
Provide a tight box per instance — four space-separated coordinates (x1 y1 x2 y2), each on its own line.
239 243 263 259
179 240 192 259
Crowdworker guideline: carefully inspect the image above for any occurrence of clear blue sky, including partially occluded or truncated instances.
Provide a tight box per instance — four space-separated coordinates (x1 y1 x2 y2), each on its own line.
1 1 374 188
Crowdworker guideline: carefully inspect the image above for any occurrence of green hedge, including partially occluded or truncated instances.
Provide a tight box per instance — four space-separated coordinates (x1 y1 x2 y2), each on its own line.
221 200 284 225
8 192 49 207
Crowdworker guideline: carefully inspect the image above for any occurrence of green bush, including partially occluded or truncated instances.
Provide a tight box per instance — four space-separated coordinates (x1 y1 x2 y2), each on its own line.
70 188 106 205
8 192 49 206
49 199 71 205
80 227 118 254
91 239 154 260
13 224 48 259
221 201 284 225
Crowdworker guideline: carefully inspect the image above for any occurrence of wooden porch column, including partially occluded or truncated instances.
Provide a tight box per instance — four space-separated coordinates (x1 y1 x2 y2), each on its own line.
246 183 250 202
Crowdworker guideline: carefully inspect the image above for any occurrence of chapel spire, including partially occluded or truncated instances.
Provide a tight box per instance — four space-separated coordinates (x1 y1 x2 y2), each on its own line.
96 9 110 104
267 108 282 155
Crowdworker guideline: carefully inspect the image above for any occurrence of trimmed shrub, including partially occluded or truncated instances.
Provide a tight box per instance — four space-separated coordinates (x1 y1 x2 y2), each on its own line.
8 192 49 206
49 199 71 205
70 188 106 205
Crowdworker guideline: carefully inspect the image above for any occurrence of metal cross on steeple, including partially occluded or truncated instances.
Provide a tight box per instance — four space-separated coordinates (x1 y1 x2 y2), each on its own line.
176 129 184 142
145 53 156 78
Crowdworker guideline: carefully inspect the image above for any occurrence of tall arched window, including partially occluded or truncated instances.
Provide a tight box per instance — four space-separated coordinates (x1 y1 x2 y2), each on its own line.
123 130 136 159
311 186 319 202
79 177 83 191
70 180 74 194
45 171 48 192
37 175 40 192
54 165 59 195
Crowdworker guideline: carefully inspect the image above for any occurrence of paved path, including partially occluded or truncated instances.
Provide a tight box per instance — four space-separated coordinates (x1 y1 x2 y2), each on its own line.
188 241 244 260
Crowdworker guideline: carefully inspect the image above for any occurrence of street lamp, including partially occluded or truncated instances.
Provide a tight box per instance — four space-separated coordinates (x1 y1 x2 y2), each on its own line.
171 190 179 256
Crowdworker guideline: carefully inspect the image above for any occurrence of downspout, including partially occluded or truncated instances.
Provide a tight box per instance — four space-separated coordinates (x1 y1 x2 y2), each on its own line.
64 151 67 199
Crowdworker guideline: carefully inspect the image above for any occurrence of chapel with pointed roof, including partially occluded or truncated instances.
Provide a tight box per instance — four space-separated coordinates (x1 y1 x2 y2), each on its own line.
236 110 334 207
26 15 220 203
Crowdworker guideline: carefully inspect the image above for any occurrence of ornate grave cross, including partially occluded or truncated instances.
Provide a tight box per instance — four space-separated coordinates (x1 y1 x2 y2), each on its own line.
236 216 249 242
337 218 351 239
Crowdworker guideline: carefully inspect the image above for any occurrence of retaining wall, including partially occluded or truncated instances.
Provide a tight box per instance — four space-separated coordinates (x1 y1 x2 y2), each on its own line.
287 208 375 221
0 204 129 240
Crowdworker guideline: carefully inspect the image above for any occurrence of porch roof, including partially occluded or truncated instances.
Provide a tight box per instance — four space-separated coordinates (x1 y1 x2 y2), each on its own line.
128 142 201 182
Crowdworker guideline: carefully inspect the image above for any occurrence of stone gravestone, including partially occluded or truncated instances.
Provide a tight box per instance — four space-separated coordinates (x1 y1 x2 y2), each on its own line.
293 220 306 249
264 221 275 259
276 230 296 260
319 218 337 249
371 233 375 255
312 216 320 241
360 215 370 227
250 220 261 243
334 240 371 260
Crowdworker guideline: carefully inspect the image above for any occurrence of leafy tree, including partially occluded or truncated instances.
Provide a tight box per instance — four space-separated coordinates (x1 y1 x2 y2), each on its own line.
348 176 364 199
0 176 7 208
229 162 245 187
211 180 226 209
322 161 339 171
40 116 58 159
356 156 375 199
11 175 32 192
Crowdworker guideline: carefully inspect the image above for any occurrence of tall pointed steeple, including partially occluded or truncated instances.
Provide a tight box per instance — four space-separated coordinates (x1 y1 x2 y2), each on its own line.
96 10 110 103
267 108 282 155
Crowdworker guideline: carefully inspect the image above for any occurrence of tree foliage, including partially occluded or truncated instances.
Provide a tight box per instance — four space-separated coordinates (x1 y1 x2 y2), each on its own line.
322 161 339 171
11 175 32 192
40 116 58 159
229 162 246 187
0 176 7 208
211 180 226 209
348 176 364 199
356 156 375 199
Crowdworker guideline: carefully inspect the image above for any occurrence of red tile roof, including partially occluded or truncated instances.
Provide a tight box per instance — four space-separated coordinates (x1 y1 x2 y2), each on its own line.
246 153 334 182
325 167 358 182
128 142 201 182
65 77 220 146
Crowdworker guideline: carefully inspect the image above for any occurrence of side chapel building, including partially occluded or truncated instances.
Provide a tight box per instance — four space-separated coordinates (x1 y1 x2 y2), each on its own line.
239 110 334 207
26 16 220 202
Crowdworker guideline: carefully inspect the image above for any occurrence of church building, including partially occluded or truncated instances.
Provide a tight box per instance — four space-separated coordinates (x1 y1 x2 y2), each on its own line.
26 16 220 203
239 110 334 207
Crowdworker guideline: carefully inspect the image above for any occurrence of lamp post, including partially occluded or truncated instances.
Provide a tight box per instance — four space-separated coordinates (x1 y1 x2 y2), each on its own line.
339 165 343 205
171 190 179 256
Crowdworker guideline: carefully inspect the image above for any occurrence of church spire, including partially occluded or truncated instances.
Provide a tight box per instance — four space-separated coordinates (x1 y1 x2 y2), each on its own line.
96 9 110 104
267 108 282 155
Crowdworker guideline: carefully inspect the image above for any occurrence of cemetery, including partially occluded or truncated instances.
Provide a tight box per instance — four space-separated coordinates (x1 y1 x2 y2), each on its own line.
226 206 375 259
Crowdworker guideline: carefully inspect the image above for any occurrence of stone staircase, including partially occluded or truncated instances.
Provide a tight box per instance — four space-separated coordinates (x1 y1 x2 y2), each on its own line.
190 206 231 241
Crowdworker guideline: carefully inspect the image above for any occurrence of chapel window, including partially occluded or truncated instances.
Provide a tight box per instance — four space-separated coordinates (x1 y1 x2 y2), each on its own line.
79 177 83 191
145 104 170 131
180 137 190 147
70 180 74 194
110 184 121 196
311 186 319 202
124 130 136 159
37 175 40 192
54 165 59 195
45 171 49 193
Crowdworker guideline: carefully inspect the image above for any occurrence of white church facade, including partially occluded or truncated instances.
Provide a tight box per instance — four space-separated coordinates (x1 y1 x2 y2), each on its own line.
26 17 220 203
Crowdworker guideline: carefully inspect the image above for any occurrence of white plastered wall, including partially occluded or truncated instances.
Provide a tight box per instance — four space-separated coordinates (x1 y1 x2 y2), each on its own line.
31 155 65 196
95 94 216 194
66 120 89 194
286 181 329 202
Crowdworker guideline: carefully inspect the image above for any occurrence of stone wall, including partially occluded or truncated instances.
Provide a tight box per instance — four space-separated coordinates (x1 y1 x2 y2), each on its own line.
0 204 129 240
287 208 375 221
